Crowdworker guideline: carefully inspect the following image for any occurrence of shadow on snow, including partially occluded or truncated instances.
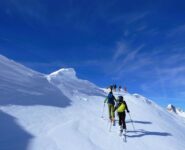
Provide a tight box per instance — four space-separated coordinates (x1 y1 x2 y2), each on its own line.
127 120 152 124
0 76 72 150
126 129 172 138
0 77 71 108
0 110 33 150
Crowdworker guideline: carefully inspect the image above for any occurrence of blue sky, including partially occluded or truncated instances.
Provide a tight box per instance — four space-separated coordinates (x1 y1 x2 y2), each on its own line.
0 0 185 109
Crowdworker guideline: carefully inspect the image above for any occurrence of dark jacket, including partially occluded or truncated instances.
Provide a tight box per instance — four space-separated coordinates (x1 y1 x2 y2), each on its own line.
104 93 117 105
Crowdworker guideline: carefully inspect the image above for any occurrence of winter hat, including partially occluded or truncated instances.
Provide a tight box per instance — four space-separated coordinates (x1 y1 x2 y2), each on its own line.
118 96 123 102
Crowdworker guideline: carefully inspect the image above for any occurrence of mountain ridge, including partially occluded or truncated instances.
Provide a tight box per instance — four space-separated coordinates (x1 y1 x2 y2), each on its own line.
0 54 185 150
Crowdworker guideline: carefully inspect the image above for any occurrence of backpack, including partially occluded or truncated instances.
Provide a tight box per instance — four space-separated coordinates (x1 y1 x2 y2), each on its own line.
107 93 115 105
117 102 126 112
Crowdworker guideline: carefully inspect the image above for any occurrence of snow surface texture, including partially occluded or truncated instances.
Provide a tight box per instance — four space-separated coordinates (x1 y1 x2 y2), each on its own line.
0 54 185 150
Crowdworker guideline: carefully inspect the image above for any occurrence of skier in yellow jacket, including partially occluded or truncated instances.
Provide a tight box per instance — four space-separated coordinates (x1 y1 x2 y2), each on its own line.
114 96 130 132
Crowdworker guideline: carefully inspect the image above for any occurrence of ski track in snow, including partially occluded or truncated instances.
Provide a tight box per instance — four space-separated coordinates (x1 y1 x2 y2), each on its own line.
0 54 185 150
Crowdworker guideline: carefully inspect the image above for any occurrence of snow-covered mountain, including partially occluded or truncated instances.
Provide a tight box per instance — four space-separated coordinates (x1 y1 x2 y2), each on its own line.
0 54 185 150
0 55 71 107
167 104 185 118
47 68 104 100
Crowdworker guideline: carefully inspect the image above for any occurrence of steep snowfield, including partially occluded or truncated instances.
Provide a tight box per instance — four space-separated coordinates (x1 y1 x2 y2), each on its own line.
0 55 185 150
0 55 71 107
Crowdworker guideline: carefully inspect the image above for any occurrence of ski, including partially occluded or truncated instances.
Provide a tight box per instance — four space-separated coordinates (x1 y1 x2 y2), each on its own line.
119 129 127 142
119 129 123 136
113 120 116 126
122 129 127 142
109 121 112 132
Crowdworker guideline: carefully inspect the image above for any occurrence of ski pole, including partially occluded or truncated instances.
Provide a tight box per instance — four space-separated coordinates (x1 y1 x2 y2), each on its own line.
128 113 136 132
101 103 105 118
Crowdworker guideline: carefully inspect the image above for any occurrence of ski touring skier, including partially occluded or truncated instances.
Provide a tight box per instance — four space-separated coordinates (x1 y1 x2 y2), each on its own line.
110 85 113 91
114 96 130 136
124 86 127 92
118 86 122 92
104 90 117 125
113 84 117 92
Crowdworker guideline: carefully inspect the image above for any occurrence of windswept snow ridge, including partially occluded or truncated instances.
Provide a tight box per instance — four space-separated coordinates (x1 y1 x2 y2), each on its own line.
47 68 104 100
0 55 71 107
0 54 185 150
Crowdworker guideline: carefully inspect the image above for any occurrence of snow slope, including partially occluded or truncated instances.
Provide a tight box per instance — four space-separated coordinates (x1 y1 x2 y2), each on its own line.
47 68 104 100
167 104 185 118
177 109 185 118
0 54 185 150
0 55 71 107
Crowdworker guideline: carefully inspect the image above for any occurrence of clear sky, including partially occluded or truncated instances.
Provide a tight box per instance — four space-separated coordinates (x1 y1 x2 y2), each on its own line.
0 0 185 109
